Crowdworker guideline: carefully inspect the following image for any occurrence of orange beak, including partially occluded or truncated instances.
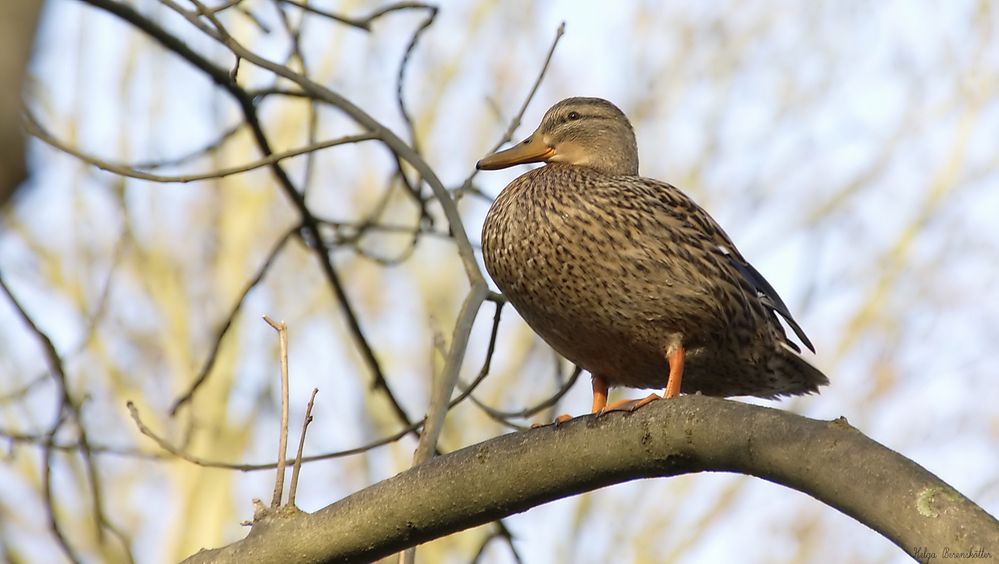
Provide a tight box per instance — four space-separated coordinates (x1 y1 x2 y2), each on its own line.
476 133 555 170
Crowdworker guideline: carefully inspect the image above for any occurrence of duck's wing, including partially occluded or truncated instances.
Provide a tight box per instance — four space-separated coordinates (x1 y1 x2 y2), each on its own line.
638 176 816 354
714 243 815 353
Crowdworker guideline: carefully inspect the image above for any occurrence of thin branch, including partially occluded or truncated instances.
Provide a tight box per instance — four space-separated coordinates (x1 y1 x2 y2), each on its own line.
455 21 566 202
127 121 244 170
127 321 504 472
303 245 418 432
272 0 321 198
245 86 308 98
172 225 297 414
278 0 433 32
472 523 522 564
199 0 243 16
490 21 565 149
411 283 488 463
464 365 582 423
0 428 164 458
0 374 49 404
316 172 425 266
375 3 440 221
42 411 80 564
0 272 107 548
26 113 377 183
402 299 504 563
393 5 437 194
262 316 290 508
315 217 454 244
65 231 128 359
288 388 318 507
100 516 137 564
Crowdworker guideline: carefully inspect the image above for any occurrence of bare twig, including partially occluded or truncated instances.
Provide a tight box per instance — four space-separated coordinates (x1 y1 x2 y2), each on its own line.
41 411 80 564
491 21 565 149
126 333 505 472
181 0 421 433
128 121 244 170
364 3 441 222
316 217 454 244
100 516 137 564
0 428 163 458
25 113 377 183
130 399 415 470
472 523 523 564
0 374 48 404
262 316 290 508
197 0 243 16
65 232 128 359
394 5 438 195
455 21 566 202
464 365 582 423
0 272 106 549
411 284 488 462
272 0 321 198
316 170 424 266
278 0 433 32
288 388 318 507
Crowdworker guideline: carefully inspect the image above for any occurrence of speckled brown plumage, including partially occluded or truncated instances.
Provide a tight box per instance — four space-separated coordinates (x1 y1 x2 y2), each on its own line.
478 97 827 411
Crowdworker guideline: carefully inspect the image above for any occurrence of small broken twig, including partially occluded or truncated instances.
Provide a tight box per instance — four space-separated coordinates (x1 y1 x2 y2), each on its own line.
263 315 290 508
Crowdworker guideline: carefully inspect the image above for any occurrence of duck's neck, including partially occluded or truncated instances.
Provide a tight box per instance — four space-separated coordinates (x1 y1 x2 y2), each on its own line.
547 149 639 176
542 158 638 177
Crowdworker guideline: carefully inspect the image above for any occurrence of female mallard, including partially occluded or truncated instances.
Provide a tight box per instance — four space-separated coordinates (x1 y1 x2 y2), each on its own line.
478 97 827 418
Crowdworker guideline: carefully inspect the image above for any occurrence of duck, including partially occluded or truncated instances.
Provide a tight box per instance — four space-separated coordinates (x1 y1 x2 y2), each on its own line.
477 97 827 420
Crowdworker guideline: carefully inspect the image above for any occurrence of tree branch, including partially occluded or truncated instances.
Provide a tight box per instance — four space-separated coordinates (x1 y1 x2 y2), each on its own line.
182 396 998 563
76 0 459 440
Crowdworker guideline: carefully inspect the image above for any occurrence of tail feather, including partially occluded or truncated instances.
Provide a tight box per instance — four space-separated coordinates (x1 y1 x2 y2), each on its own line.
763 342 829 398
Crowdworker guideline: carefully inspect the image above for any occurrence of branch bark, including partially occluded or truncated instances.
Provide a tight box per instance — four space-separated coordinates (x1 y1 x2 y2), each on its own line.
182 396 998 563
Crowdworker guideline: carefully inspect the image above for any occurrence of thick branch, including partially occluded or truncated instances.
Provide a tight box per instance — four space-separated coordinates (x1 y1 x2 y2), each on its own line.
183 396 998 563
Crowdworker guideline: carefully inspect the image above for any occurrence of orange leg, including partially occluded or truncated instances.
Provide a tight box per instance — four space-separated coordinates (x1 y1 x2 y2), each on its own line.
539 343 688 425
533 374 611 427
595 375 640 413
591 374 609 413
664 342 685 398
603 396 645 412
618 341 687 412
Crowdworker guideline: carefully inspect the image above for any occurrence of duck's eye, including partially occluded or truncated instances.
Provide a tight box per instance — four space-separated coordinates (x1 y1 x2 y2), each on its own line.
566 111 581 121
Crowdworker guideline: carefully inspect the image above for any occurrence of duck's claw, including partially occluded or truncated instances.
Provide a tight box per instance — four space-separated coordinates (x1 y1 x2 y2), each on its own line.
531 414 573 428
631 393 663 410
597 393 663 416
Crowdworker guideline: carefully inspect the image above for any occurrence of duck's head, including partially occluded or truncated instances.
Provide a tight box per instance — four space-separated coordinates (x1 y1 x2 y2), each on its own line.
476 97 639 176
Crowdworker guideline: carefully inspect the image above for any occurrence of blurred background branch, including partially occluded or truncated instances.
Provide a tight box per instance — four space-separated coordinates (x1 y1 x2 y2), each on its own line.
0 1 43 206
